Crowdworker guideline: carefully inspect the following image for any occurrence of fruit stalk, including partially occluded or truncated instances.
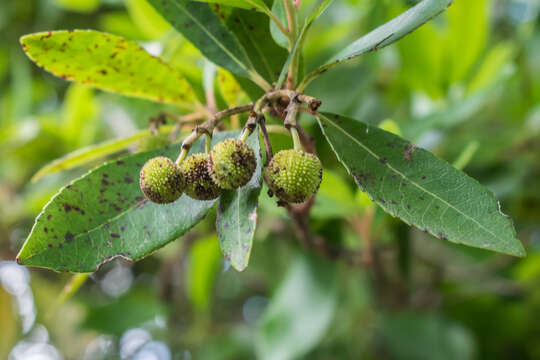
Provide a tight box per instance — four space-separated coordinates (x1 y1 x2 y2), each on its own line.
175 104 253 164
174 90 321 165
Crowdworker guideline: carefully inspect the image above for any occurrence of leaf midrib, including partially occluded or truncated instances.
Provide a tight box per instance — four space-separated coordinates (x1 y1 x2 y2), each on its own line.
318 113 508 244
237 15 275 81
170 0 250 74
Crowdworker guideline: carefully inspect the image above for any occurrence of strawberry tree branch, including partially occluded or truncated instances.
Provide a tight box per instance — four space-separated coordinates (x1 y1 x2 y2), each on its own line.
172 89 323 202
258 115 274 165
175 104 253 163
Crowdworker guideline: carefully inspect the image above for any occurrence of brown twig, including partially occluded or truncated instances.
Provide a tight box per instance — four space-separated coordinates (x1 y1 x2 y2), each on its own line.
175 104 253 163
258 114 274 165
162 112 206 142
295 122 316 154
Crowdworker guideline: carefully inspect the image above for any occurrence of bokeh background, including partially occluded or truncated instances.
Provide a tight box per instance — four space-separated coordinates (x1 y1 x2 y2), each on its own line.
1 0 540 359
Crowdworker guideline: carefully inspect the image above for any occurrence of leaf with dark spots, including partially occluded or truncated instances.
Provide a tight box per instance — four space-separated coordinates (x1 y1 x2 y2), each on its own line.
65 232 74 243
216 130 262 271
317 112 525 257
20 30 195 105
17 132 242 272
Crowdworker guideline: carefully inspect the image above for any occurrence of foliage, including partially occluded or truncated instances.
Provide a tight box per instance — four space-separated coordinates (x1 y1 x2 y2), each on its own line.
1 0 540 359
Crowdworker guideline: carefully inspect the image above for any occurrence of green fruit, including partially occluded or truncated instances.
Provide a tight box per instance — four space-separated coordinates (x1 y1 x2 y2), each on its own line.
139 156 184 204
208 139 257 189
180 153 222 200
137 134 170 152
264 149 322 203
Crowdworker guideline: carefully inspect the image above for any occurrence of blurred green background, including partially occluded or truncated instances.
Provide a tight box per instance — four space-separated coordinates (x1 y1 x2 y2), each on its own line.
1 0 540 359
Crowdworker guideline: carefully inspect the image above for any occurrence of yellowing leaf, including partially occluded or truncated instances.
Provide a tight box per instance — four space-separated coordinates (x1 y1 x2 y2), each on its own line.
21 30 195 105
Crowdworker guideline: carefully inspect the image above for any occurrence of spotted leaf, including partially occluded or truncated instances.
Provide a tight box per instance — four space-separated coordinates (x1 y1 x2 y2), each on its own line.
16 132 239 273
20 30 195 105
317 112 525 257
216 130 262 271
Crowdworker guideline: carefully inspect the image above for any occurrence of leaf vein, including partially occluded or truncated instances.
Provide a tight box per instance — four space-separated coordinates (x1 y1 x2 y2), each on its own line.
319 113 506 243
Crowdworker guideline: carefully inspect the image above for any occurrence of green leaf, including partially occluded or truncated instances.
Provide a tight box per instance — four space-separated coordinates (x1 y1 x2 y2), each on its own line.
17 132 239 273
225 8 287 83
31 130 151 183
192 0 269 12
216 130 262 271
298 0 452 91
256 252 337 360
20 30 195 105
317 113 525 257
147 0 270 89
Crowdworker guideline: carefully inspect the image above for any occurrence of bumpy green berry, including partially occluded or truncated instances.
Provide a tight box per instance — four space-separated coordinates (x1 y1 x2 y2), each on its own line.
180 153 222 200
208 139 257 189
264 149 322 203
139 156 184 204
137 134 170 152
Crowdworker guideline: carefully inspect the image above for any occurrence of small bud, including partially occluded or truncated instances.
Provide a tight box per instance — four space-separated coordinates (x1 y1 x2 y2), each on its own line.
180 153 222 200
264 149 322 203
139 156 184 204
208 139 256 189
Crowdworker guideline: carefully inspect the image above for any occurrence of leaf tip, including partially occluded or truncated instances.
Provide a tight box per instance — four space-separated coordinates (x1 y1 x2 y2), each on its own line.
231 262 248 272
512 243 527 258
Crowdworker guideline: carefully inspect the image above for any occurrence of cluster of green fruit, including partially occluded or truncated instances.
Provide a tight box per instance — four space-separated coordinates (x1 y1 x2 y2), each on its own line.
139 138 323 204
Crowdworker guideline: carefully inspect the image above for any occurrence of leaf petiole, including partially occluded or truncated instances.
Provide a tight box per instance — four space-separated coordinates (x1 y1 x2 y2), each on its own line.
290 126 302 151
205 133 212 153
